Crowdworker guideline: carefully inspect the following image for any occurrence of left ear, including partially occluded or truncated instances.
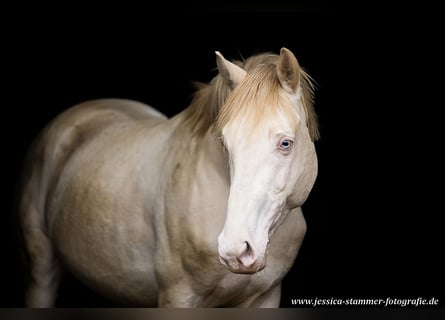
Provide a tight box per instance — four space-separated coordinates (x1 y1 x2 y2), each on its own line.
277 47 300 93
215 51 247 89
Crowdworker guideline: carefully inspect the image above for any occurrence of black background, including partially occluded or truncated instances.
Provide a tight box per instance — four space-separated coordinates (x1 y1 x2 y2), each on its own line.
2 1 443 308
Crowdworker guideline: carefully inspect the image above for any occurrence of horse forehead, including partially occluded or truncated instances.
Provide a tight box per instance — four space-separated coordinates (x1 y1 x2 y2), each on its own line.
222 106 300 142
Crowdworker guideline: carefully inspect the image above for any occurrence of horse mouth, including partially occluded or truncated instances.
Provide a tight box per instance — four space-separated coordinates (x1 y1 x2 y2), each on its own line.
228 264 266 274
219 256 266 274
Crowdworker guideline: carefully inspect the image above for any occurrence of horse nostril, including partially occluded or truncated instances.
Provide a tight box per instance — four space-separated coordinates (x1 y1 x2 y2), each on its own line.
237 241 256 267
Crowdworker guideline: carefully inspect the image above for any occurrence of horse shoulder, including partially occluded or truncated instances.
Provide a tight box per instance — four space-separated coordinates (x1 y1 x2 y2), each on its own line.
155 133 245 305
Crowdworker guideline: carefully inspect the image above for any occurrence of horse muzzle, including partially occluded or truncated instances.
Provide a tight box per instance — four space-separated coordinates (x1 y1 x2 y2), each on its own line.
218 240 267 274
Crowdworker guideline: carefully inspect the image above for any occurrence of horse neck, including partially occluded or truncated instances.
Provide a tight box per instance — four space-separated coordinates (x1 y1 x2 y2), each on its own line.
199 127 229 176
170 111 230 181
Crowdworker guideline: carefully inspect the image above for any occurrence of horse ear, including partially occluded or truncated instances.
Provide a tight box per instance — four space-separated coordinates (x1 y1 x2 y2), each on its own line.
215 51 247 89
277 47 300 93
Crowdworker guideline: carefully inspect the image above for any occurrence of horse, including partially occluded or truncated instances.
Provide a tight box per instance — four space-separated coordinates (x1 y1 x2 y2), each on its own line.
17 47 319 307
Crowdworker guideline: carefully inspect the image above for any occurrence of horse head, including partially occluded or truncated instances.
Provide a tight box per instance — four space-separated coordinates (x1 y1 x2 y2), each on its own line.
215 48 319 274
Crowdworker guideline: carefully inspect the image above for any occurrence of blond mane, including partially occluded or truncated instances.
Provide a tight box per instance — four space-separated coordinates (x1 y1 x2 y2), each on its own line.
183 52 319 141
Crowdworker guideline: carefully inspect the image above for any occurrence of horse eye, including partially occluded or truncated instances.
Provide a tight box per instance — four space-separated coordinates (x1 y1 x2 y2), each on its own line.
278 138 293 152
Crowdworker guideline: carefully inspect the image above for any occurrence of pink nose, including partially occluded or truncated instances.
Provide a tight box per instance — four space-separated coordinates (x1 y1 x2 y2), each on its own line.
219 241 264 274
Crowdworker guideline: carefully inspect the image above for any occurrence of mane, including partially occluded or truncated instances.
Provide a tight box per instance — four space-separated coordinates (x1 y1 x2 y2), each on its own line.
182 74 232 136
183 52 319 141
300 68 320 141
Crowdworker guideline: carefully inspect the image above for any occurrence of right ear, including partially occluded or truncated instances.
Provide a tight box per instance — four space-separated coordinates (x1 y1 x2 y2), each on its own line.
276 47 300 93
215 51 247 89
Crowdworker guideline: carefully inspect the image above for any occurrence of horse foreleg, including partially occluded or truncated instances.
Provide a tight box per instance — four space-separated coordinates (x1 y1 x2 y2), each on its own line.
23 225 61 308
239 284 282 308
158 283 201 308
252 284 282 307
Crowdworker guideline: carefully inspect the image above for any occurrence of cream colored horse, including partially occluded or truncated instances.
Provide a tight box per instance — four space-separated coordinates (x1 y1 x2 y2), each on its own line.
18 48 319 307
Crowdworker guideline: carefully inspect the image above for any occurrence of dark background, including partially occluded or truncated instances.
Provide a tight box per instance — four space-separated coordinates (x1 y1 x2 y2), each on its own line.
2 2 443 308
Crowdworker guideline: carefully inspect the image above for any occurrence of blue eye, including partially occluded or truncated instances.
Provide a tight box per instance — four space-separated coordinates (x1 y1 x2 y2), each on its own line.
278 138 294 152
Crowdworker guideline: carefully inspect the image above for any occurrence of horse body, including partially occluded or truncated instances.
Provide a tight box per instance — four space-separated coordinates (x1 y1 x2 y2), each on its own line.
18 48 318 307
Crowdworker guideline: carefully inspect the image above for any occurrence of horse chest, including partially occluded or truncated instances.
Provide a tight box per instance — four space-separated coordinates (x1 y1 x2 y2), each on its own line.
168 209 304 307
